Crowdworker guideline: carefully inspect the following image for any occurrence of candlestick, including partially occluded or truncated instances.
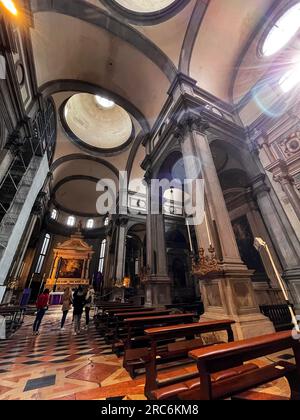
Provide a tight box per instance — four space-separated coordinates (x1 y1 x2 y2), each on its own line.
254 237 300 333
186 219 194 253
204 212 212 246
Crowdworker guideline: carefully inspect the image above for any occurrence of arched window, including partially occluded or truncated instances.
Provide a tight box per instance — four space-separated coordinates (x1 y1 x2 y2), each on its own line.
279 62 300 92
35 233 51 274
67 216 76 227
51 208 58 220
104 217 109 226
98 239 107 273
262 3 300 57
86 219 94 229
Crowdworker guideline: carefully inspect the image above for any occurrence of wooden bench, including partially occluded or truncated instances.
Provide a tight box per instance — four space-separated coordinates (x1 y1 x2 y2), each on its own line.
108 310 173 350
260 304 294 331
94 305 146 329
165 302 205 316
122 313 196 377
175 330 300 400
144 320 235 400
0 306 26 336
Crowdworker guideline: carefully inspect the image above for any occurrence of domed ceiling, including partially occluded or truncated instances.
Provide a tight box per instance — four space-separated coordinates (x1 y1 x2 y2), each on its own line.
113 0 176 13
63 93 133 153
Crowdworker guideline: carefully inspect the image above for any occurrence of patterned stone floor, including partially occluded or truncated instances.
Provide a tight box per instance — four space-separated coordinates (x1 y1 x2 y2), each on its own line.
0 307 295 400
0 307 145 400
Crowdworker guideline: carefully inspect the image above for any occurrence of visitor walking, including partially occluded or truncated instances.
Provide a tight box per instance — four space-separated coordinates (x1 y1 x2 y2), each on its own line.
33 289 50 335
60 287 73 331
84 285 95 329
72 286 86 335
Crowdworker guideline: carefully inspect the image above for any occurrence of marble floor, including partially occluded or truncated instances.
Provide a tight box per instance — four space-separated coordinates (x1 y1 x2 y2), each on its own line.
0 307 295 400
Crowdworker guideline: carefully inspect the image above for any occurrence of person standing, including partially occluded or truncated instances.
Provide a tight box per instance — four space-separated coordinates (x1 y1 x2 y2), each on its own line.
60 287 73 331
72 286 85 335
33 289 50 335
84 285 95 329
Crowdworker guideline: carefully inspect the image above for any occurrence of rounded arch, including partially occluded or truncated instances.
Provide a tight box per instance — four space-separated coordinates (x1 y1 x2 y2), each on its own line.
39 80 150 134
51 154 120 179
100 0 191 26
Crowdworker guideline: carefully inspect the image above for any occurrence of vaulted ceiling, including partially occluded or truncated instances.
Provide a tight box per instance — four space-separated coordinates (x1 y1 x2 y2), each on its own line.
28 0 281 218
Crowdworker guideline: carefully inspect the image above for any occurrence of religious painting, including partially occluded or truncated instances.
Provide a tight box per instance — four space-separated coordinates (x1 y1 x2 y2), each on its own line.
58 258 84 279
232 216 267 279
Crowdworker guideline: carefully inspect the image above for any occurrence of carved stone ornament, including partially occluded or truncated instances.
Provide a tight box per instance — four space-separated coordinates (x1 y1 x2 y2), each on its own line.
174 113 210 143
279 131 300 158
192 246 222 277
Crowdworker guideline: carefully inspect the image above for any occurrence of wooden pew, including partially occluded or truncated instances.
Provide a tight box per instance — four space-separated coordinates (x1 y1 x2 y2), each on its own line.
123 313 196 377
143 320 235 399
94 305 145 329
110 310 173 349
176 330 300 400
0 306 26 335
260 304 294 331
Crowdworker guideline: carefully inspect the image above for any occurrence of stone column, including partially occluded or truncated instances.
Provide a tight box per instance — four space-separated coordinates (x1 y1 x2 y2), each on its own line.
176 116 274 339
251 174 300 307
144 178 171 307
115 217 128 283
274 172 300 221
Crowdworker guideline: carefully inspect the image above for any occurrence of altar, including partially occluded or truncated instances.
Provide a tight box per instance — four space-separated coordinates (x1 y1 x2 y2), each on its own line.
46 225 94 292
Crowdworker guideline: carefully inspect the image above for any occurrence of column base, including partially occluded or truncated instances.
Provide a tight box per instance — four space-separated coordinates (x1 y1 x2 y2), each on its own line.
198 270 275 340
200 311 275 341
144 275 172 307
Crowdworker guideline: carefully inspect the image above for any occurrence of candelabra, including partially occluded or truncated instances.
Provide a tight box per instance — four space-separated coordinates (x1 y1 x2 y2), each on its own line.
192 245 222 277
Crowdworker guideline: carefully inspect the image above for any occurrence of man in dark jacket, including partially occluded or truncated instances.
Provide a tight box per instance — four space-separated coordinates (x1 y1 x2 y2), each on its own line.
33 289 50 335
72 286 86 335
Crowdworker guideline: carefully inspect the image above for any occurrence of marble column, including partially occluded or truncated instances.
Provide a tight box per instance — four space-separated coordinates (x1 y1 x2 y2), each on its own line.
144 179 171 307
274 172 300 221
251 174 300 307
115 217 128 283
176 116 274 339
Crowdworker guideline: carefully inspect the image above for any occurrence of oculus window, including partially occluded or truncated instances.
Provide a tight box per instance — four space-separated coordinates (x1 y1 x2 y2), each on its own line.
262 3 300 57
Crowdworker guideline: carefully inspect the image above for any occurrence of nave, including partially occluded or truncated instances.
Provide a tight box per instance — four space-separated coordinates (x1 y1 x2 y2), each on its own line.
0 308 295 400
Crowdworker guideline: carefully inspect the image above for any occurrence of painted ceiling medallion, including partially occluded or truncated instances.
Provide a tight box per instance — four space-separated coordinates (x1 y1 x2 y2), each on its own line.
62 93 133 153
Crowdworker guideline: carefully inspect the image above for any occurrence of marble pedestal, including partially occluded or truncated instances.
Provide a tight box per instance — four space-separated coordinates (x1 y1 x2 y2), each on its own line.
144 275 171 307
199 270 275 340
283 267 300 312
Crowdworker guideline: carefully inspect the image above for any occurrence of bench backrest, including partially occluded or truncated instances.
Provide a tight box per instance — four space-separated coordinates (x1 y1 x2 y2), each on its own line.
189 331 300 399
115 310 172 320
143 320 235 395
124 313 195 328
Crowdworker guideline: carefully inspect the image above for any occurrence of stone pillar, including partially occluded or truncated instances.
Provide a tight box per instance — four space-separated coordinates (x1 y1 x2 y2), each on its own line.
176 116 274 339
115 217 128 283
274 172 300 221
251 174 300 307
144 179 171 307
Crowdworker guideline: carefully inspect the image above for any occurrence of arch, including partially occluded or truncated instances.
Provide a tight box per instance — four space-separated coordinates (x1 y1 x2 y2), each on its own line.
39 79 150 133
100 0 191 26
179 0 209 74
31 0 177 82
51 154 120 179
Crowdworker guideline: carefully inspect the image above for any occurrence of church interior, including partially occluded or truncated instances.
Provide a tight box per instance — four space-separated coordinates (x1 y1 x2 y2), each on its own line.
1 0 300 402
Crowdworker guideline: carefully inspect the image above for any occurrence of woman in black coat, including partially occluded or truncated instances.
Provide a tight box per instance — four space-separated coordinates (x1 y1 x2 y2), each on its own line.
72 286 86 335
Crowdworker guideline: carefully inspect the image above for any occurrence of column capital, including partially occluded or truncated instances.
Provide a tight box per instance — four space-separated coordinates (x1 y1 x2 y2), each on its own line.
250 174 270 198
174 112 210 142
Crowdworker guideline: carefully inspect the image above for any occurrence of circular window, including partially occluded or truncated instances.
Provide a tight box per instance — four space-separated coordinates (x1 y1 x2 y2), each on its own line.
114 0 175 13
100 0 189 25
61 93 133 155
262 2 300 57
